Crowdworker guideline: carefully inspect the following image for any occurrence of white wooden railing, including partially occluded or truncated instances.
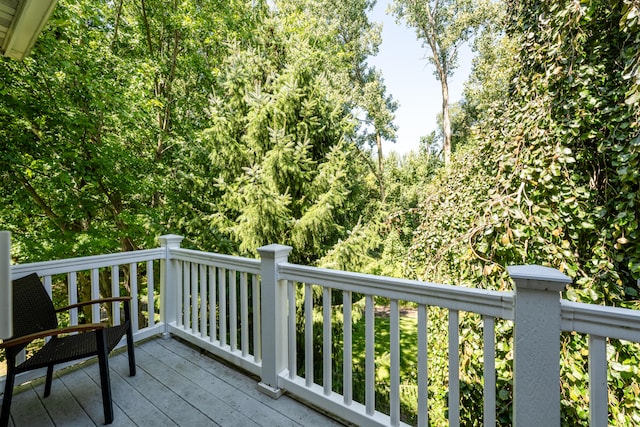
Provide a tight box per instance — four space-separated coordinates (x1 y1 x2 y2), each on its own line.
3 234 640 426
161 235 263 376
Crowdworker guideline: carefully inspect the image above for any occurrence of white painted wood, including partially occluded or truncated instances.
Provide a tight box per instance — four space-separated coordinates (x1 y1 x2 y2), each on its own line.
279 263 514 319
11 248 164 279
199 263 207 338
133 324 164 341
509 265 569 427
252 274 261 363
257 244 292 394
174 260 182 327
343 291 353 406
130 262 139 332
0 230 11 339
589 335 608 426
191 262 198 334
305 282 314 388
183 261 190 330
561 300 640 342
323 287 332 396
2 0 58 60
209 266 216 342
230 270 237 351
418 304 428 427
10 240 640 427
169 323 264 378
146 260 154 328
170 247 260 275
43 274 52 297
288 280 296 380
279 374 407 427
483 316 496 426
390 299 400 426
508 264 570 287
39 275 53 349
112 265 120 325
68 271 78 326
219 267 227 347
365 294 375 415
240 272 249 357
158 234 184 334
90 268 99 322
448 309 460 427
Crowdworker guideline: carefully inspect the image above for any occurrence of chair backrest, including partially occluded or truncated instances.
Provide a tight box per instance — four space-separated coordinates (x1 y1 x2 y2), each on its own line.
11 273 58 350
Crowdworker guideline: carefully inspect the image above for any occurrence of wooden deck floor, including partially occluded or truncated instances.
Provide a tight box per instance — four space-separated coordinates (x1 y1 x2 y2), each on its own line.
6 337 344 426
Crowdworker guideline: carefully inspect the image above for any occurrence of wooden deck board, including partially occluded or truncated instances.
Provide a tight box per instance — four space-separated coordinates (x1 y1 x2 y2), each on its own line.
7 386 53 427
131 344 258 426
73 359 157 426
52 368 105 425
5 337 344 426
150 339 341 427
144 339 307 427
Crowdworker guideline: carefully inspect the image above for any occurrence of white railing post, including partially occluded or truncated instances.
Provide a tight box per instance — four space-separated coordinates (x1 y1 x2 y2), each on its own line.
508 265 570 427
159 234 184 338
257 244 292 398
0 231 11 339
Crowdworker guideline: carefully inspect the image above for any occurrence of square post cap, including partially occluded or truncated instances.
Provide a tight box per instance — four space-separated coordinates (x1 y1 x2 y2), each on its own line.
507 265 571 292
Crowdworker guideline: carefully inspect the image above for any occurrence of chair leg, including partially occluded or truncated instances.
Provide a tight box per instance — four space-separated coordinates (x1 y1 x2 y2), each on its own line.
44 364 54 397
123 300 136 376
96 329 114 425
126 327 136 377
0 371 15 427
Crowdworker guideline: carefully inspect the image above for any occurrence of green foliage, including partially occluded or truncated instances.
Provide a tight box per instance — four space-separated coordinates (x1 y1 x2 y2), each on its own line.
405 0 640 424
0 1 160 260
391 0 499 164
408 141 498 285
391 0 491 80
186 4 380 263
6 0 640 424
474 0 640 304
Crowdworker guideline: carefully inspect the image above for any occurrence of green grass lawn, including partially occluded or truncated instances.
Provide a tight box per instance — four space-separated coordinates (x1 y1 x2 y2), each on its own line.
346 306 449 425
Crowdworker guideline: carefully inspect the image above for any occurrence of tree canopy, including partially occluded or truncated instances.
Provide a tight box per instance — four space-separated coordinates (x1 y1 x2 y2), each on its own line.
1 0 391 265
3 0 640 423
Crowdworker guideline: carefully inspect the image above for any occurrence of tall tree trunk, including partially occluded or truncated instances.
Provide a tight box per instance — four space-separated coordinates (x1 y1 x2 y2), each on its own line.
441 77 451 166
376 131 386 203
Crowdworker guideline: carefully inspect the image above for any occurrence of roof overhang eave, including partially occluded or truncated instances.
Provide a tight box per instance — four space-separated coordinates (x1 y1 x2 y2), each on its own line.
1 0 58 60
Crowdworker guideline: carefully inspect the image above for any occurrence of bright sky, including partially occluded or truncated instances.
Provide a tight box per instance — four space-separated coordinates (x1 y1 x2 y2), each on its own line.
368 1 473 156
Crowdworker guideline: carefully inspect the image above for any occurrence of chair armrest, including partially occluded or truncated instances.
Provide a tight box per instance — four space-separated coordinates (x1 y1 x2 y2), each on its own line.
0 324 107 349
55 296 132 313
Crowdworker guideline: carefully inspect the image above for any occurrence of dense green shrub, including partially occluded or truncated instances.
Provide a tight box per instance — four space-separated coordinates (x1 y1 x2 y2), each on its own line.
405 0 640 424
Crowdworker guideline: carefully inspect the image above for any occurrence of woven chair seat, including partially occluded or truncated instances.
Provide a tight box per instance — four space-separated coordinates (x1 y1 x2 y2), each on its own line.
17 324 129 372
1 273 136 427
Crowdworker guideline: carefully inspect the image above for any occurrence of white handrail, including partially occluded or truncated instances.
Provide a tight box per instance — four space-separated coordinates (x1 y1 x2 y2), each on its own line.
169 247 260 274
279 262 514 318
561 300 640 342
11 248 164 279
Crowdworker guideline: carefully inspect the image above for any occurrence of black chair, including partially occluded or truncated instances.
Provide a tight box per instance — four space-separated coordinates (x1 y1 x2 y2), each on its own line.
0 273 136 426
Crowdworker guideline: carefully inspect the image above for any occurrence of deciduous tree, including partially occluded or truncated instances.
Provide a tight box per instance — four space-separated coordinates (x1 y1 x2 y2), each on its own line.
391 0 494 165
